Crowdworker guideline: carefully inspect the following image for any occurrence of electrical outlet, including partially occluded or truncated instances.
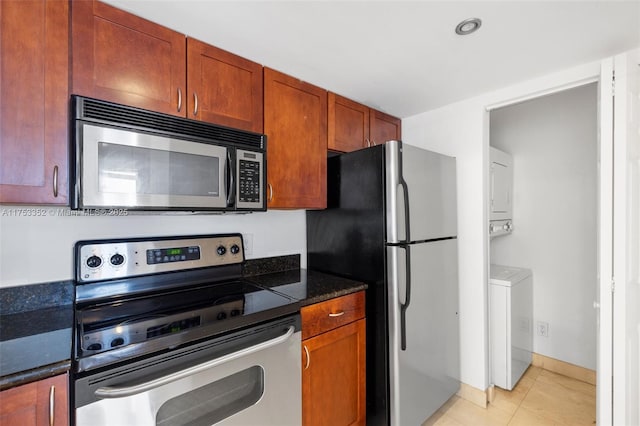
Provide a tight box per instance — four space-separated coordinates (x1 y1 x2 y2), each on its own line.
243 233 253 256
537 321 549 337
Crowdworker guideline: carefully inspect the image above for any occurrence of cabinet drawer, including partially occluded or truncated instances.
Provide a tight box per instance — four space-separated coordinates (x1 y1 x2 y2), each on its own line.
301 291 365 339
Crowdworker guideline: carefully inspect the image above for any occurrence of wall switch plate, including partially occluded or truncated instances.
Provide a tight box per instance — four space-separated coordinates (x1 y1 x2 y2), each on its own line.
243 233 253 256
536 321 549 337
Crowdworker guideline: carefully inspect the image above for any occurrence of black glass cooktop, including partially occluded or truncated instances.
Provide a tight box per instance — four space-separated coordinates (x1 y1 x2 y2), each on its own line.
75 280 298 361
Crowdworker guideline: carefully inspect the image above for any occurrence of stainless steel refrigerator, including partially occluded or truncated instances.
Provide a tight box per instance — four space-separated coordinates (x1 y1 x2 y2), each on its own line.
307 140 460 425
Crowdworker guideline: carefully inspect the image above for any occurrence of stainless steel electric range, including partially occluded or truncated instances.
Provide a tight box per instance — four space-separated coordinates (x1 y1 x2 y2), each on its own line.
71 233 301 426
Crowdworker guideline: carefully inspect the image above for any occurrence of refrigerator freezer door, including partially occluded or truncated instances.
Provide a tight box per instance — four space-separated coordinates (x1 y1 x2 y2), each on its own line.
385 141 457 243
387 239 460 425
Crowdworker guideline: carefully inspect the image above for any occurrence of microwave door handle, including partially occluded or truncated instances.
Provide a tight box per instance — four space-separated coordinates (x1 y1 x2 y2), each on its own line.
226 150 235 207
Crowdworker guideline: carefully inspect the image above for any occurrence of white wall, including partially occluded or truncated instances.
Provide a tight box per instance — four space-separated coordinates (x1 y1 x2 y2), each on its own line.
0 208 306 288
403 59 602 391
490 83 598 370
403 100 489 391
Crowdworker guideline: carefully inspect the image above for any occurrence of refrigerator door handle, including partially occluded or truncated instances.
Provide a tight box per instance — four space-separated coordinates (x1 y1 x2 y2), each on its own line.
398 143 411 244
399 244 411 351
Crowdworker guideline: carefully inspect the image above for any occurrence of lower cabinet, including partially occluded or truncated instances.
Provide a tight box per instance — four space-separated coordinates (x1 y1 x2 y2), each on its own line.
301 292 366 426
0 373 69 426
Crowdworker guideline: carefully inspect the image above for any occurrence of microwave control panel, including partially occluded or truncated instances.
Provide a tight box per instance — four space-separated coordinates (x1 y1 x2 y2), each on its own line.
236 149 264 209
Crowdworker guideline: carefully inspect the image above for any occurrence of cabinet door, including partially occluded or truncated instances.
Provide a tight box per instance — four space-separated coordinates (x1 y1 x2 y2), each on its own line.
0 0 68 204
71 0 186 116
264 68 327 209
328 93 370 153
187 38 263 132
489 147 513 220
302 319 366 426
490 161 511 214
0 373 69 426
370 109 401 146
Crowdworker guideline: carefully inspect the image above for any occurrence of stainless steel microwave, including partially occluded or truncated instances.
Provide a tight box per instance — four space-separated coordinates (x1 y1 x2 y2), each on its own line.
70 96 266 212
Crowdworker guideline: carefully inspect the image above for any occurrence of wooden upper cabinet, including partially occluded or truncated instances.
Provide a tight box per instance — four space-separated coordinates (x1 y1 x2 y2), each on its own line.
370 108 401 146
0 0 68 204
328 93 370 153
264 68 327 209
0 373 69 426
187 38 263 133
328 93 401 153
71 0 186 116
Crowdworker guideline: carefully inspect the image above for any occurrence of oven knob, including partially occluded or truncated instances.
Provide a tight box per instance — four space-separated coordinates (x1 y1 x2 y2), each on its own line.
111 337 125 347
217 312 227 320
86 255 102 269
110 253 125 266
230 244 240 255
87 343 102 351
230 309 240 317
216 245 227 256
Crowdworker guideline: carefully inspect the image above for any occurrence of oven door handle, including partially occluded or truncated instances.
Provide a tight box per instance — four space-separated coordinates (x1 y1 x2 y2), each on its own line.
94 325 296 399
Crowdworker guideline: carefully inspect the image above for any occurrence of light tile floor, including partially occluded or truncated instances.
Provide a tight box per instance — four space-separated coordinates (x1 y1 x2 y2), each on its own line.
423 366 596 426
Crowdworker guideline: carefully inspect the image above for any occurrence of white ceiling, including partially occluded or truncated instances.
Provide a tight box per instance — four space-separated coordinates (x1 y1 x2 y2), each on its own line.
103 0 640 118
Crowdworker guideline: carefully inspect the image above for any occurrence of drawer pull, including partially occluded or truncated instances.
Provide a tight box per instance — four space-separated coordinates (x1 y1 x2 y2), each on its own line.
328 311 345 317
303 345 310 370
49 385 55 426
52 165 58 198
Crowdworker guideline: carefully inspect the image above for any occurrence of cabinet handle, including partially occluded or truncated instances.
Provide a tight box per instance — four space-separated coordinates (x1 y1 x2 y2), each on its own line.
52 165 58 198
267 183 273 202
372 139 377 146
303 345 310 370
193 92 199 116
328 311 345 317
365 138 371 148
49 385 55 426
177 88 182 112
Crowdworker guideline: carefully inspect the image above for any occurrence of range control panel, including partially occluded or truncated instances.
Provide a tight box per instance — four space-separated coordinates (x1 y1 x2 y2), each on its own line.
76 234 244 283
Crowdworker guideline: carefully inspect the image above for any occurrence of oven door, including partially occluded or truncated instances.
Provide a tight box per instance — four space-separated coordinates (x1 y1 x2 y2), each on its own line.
75 316 301 426
77 123 231 210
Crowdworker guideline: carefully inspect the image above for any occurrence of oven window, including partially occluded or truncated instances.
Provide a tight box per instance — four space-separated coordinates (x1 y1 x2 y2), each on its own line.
156 365 264 426
98 142 219 197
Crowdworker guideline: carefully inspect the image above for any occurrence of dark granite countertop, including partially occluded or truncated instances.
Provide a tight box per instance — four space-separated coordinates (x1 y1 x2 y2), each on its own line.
243 254 367 305
246 268 367 306
0 281 74 390
0 254 365 390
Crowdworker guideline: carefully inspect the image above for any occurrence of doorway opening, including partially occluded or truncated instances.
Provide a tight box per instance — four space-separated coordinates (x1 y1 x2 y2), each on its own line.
487 83 598 423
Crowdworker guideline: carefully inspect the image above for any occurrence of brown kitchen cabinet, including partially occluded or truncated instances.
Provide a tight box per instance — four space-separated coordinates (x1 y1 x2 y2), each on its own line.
328 93 401 153
186 38 263 133
71 0 186 117
0 373 69 426
328 93 370 153
0 0 68 204
370 108 401 146
263 68 327 209
301 291 366 426
72 1 263 132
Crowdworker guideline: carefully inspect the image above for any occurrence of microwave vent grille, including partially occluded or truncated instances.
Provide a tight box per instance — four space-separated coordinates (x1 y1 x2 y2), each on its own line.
76 97 265 150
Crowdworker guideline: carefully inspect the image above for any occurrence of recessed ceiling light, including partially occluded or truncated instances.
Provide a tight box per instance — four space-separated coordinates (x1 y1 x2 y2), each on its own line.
455 18 482 35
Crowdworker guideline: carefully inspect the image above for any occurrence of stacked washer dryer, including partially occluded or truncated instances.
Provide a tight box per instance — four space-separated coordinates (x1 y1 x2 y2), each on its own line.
489 264 533 390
